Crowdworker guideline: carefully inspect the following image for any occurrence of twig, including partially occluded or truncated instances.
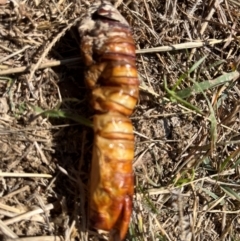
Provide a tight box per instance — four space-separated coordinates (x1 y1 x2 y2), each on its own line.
0 172 52 178
137 38 230 54
188 0 224 61
114 0 123 8
0 57 81 75
150 213 172 241
34 141 50 165
4 236 64 241
148 168 236 195
65 220 76 241
229 0 240 7
3 203 54 225
143 0 154 30
0 219 18 239
0 45 31 64
2 185 30 200
1 37 238 76
0 203 22 214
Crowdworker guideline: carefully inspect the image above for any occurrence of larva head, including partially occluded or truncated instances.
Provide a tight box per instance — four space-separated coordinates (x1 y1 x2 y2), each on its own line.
78 1 129 38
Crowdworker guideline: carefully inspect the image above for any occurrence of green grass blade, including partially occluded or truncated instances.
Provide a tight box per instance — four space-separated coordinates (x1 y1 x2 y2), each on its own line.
172 55 207 91
176 71 239 99
207 59 226 70
174 169 195 186
137 186 158 214
185 71 217 152
200 187 225 205
220 186 240 202
221 147 240 171
30 104 93 128
164 76 203 114
42 109 93 128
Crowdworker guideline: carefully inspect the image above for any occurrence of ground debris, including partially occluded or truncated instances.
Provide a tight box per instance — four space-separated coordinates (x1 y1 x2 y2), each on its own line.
0 0 240 240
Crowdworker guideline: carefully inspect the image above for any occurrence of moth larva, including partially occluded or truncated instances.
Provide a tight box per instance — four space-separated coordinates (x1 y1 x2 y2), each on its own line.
79 1 139 240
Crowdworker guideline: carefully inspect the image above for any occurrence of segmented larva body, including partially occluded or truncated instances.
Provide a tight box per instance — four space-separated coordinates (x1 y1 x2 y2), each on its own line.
79 1 139 240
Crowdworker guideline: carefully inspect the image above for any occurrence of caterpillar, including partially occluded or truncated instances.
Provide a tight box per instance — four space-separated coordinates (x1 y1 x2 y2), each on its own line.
79 1 139 240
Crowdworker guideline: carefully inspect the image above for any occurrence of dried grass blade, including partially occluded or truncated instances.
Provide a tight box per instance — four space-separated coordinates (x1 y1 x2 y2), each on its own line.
0 172 52 178
0 219 18 238
3 203 54 225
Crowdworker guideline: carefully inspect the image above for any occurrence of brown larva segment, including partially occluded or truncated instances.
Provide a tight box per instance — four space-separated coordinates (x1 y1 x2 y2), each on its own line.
79 1 139 240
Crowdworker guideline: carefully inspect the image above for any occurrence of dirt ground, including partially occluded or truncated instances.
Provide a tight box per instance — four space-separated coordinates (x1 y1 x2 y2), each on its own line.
0 0 240 240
